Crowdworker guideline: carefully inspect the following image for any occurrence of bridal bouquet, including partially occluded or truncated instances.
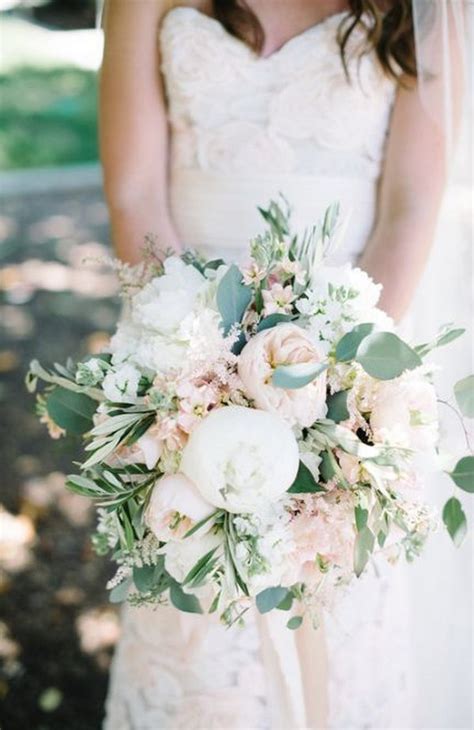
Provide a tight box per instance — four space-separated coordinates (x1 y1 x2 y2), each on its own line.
27 200 473 627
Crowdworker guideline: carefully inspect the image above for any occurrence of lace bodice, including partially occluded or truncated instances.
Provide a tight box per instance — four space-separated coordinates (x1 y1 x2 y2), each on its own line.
160 7 397 181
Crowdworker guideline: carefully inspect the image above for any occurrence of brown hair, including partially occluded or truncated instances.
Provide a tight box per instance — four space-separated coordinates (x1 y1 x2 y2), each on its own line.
213 0 418 81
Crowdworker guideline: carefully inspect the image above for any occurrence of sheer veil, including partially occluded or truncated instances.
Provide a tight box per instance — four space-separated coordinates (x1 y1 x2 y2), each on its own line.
408 1 473 726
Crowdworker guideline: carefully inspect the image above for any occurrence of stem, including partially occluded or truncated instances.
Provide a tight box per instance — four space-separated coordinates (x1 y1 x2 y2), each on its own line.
438 398 473 453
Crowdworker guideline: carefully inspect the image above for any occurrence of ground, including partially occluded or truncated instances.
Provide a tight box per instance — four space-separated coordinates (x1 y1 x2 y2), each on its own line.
0 185 120 730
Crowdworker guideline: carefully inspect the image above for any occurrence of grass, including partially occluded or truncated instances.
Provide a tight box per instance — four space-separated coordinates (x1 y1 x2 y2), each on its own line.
0 65 98 170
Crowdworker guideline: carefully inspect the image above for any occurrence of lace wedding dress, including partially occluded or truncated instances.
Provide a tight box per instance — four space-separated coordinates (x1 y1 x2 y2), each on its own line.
104 7 414 729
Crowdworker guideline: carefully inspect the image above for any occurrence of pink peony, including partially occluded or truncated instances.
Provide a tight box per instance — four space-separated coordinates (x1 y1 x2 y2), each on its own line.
237 323 327 427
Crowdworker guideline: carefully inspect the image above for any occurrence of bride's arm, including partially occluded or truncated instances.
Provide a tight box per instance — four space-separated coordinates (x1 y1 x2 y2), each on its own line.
99 0 181 264
358 81 454 321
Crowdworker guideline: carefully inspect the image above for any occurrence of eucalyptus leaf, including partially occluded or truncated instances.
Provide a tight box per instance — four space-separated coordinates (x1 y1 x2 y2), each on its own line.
272 361 328 389
169 582 203 614
46 387 97 435
335 323 374 362
287 615 303 630
288 460 325 493
454 375 474 419
319 450 336 483
354 526 375 577
356 332 421 380
257 313 293 332
133 564 160 593
442 497 467 547
326 390 350 423
109 577 132 604
256 586 290 614
449 456 474 493
216 264 252 335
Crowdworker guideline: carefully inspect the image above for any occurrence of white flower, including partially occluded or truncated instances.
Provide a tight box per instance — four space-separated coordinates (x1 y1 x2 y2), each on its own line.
370 374 438 452
180 406 300 513
111 431 162 470
102 363 141 403
132 257 206 334
160 530 223 584
146 473 215 542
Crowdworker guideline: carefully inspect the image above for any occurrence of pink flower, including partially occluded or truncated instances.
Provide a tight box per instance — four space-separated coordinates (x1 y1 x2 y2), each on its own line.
112 431 163 470
151 416 187 451
176 380 220 434
145 473 214 542
262 283 295 316
242 262 267 286
286 492 355 584
237 323 327 427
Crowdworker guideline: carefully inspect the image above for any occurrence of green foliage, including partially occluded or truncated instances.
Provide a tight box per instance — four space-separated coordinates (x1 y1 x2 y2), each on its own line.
454 375 474 419
216 264 252 335
415 323 465 358
442 497 467 547
356 332 421 380
0 65 98 170
46 386 96 434
256 313 293 332
256 586 290 614
354 526 375 577
326 390 350 423
169 582 203 614
335 323 374 362
449 456 474 493
288 460 325 493
272 361 327 389
287 615 303 630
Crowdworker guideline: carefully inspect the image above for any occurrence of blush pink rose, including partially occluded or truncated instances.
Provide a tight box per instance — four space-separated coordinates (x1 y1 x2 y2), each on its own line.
145 473 214 542
237 323 327 427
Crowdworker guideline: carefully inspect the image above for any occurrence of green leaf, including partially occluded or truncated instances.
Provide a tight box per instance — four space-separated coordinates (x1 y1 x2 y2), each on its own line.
454 375 474 419
442 497 467 547
256 586 290 614
257 313 293 332
216 264 252 335
335 323 374 362
319 450 336 483
356 332 421 380
169 581 203 614
133 564 160 593
204 258 226 271
355 505 368 531
109 577 132 604
354 526 375 577
183 547 219 587
287 615 303 630
46 386 97 434
436 327 465 347
326 390 350 423
272 361 327 389
288 460 325 493
276 592 294 611
449 456 474 493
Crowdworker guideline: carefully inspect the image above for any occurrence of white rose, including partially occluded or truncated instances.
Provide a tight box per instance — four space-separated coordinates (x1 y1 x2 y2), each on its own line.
160 530 223 584
238 323 327 428
180 406 300 513
370 376 438 452
102 363 141 403
132 257 206 335
146 473 215 542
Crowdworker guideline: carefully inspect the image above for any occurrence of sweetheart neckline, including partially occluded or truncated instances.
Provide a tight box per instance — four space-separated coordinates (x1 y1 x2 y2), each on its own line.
161 5 351 62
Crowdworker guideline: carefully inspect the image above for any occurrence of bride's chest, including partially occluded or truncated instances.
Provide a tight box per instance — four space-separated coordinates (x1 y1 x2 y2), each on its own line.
159 7 397 176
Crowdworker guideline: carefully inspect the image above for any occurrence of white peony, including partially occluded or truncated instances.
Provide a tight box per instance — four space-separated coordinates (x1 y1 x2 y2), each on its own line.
180 406 300 513
146 473 215 542
132 257 206 334
102 363 141 403
160 530 223 584
370 374 438 452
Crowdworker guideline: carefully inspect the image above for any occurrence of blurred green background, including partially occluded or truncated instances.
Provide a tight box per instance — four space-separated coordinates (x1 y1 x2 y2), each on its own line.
1 3 120 729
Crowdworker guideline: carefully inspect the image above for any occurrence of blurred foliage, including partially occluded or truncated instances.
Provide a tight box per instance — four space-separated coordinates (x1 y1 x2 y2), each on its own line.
0 65 98 170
